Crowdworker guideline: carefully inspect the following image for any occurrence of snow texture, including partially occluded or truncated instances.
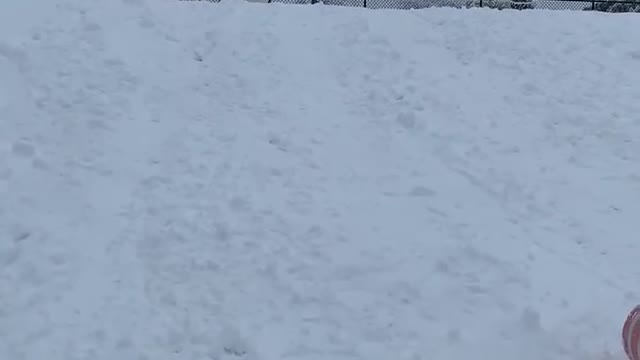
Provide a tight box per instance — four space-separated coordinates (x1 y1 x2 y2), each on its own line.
1 1 640 360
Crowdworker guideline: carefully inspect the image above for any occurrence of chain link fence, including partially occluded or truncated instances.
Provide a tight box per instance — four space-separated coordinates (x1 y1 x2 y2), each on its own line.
182 0 640 11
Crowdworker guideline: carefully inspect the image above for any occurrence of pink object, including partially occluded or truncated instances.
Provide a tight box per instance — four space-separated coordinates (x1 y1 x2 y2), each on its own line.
623 305 640 360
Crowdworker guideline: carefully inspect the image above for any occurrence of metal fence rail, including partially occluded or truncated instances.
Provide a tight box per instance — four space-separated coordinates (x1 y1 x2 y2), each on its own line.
183 0 640 11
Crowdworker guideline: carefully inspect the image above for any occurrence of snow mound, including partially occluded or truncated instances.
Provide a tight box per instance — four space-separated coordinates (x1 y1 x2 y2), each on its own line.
1 1 639 360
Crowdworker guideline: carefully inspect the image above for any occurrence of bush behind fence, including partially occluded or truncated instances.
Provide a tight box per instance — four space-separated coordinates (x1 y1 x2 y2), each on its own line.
187 0 640 12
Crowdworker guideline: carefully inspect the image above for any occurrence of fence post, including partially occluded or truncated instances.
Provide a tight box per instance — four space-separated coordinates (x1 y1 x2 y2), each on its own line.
480 0 483 6
591 0 595 9
364 0 367 7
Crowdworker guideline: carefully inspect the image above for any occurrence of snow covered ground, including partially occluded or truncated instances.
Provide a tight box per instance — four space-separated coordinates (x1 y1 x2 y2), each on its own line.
1 1 640 359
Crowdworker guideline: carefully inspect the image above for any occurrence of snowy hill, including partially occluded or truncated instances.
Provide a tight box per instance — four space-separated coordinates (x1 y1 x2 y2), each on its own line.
1 1 640 359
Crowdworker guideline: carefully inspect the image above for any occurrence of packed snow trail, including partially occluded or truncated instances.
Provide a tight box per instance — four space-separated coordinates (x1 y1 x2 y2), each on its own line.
1 1 640 359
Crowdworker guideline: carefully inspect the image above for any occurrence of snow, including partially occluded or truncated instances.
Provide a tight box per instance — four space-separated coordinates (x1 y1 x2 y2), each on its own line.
1 0 640 359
